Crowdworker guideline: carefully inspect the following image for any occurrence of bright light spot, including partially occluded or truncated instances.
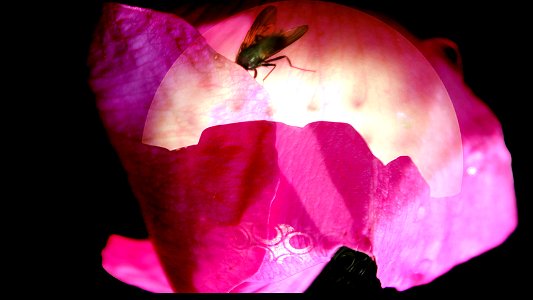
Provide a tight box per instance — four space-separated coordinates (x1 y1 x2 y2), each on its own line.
466 166 477 175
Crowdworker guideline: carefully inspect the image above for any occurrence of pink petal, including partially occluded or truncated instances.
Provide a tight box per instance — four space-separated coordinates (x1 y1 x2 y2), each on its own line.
102 235 173 293
89 3 202 140
91 1 517 293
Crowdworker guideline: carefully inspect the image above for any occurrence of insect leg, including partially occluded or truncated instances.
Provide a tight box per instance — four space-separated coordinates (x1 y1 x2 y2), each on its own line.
265 56 315 73
261 63 277 81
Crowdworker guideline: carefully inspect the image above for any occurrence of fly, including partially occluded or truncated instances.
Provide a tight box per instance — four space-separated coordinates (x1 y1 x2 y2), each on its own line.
235 5 314 81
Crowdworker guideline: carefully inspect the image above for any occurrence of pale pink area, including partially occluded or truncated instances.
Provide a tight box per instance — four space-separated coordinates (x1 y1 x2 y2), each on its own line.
102 235 173 292
144 1 463 198
91 1 517 294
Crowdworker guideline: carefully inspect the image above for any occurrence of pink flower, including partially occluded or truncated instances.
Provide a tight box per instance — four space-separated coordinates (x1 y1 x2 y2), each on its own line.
90 1 517 293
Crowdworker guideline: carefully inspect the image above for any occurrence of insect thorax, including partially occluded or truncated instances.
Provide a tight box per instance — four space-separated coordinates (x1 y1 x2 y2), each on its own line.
236 46 264 69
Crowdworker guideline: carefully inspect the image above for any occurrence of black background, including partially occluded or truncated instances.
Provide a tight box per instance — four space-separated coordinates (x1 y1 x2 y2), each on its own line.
83 0 531 298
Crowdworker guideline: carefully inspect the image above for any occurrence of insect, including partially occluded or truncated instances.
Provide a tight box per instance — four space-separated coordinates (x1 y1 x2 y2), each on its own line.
235 5 314 81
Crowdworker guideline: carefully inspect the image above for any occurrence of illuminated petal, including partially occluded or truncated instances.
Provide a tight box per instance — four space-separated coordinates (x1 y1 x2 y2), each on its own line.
102 235 173 293
89 3 202 140
145 2 463 197
375 37 518 289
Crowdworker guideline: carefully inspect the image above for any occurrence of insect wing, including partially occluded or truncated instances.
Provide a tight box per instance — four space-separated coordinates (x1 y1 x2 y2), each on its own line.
270 25 309 57
237 6 277 55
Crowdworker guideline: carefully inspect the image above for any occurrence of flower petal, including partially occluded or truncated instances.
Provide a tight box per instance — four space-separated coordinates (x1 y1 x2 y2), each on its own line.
89 3 202 139
90 1 516 294
102 235 173 293
144 2 463 197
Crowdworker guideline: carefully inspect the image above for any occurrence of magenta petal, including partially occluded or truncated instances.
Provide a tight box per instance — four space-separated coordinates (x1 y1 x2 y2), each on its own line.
88 3 203 139
102 235 173 292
